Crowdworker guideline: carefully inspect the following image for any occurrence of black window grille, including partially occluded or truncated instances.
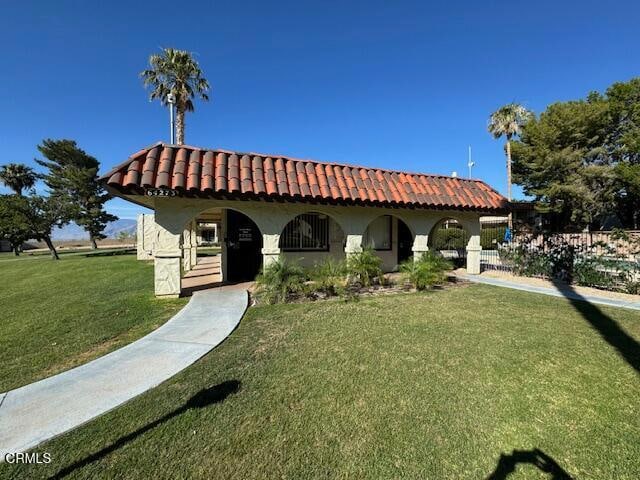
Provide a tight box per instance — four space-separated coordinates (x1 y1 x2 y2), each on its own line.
280 213 330 251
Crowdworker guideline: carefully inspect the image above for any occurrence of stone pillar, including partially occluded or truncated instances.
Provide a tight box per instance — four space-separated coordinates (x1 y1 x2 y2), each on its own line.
465 218 482 275
412 234 429 261
262 233 281 268
136 214 155 260
154 208 185 298
345 234 363 256
190 220 198 267
182 225 192 272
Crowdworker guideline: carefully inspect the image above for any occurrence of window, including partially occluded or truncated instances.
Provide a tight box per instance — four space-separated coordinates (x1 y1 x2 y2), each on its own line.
280 213 330 251
364 215 392 250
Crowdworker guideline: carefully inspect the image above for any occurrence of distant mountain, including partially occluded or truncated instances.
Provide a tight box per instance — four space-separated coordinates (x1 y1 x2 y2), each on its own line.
103 219 137 238
52 219 137 240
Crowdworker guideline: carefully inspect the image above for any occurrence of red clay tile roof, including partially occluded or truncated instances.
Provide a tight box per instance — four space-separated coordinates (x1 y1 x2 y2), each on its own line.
101 142 508 212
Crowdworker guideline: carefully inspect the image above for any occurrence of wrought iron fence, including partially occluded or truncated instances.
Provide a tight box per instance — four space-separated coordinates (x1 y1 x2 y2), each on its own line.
479 221 640 294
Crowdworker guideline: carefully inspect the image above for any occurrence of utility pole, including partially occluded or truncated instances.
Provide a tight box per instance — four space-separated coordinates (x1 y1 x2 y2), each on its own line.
167 93 176 144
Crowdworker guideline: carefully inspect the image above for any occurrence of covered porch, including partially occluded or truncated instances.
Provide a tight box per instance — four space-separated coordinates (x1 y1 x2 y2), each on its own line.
101 142 508 297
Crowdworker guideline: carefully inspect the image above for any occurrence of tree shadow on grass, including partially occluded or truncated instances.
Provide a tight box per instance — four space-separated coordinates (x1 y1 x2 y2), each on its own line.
485 448 573 479
49 380 241 479
550 279 640 374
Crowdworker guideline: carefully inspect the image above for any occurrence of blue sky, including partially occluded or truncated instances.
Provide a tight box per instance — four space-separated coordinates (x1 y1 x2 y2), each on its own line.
1 0 639 219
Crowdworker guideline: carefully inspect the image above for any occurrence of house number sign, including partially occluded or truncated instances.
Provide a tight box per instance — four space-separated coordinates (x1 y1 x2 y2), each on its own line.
145 188 179 197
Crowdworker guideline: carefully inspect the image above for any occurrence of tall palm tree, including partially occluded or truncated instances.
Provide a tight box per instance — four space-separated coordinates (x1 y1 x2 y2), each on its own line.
488 103 533 202
0 163 37 196
141 48 210 145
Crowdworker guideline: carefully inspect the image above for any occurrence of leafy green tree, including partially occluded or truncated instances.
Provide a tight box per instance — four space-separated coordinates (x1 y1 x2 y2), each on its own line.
606 79 640 228
0 163 37 196
613 162 640 227
36 139 117 249
141 48 210 145
488 103 533 202
0 195 31 255
0 194 68 259
117 230 135 242
511 78 640 229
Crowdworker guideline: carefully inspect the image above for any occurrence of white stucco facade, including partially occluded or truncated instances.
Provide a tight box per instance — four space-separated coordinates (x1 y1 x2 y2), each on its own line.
132 195 484 297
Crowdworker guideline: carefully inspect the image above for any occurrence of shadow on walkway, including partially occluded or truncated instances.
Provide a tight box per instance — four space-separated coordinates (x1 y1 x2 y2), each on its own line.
485 448 573 479
49 380 241 479
551 279 640 374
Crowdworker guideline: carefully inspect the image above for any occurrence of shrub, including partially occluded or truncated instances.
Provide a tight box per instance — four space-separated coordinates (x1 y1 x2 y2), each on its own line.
254 256 307 304
480 226 507 250
308 258 347 297
573 258 614 289
430 227 468 250
499 244 553 278
626 281 640 295
346 248 383 287
545 237 575 282
399 251 453 290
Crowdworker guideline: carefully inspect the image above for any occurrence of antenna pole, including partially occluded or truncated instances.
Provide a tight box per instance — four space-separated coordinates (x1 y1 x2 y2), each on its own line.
167 93 176 144
170 104 175 144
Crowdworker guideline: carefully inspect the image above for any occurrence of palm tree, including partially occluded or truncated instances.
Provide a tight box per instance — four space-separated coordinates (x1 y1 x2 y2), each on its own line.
488 103 533 202
0 163 37 196
141 48 210 145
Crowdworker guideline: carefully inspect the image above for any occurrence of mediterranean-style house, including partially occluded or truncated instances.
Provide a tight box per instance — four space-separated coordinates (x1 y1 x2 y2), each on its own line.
101 142 508 297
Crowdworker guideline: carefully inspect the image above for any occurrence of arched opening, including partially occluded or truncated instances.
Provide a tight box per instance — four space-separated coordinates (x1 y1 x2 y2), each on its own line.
363 215 414 271
428 218 469 268
179 207 263 294
279 212 345 268
225 209 263 282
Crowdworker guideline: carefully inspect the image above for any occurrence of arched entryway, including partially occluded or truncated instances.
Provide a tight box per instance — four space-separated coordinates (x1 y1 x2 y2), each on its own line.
363 214 414 271
225 209 263 282
428 218 469 268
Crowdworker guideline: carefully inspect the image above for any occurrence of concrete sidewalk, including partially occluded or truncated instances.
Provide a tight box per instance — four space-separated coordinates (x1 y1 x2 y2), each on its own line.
0 286 247 458
459 274 640 311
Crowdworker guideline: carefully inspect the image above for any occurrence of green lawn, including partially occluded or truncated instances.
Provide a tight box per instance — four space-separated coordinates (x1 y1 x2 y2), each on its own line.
2 284 638 479
0 253 187 392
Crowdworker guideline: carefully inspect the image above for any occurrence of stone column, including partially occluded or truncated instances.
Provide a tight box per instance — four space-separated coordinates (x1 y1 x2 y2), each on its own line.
136 214 155 260
344 234 363 257
182 225 192 272
190 220 198 267
412 234 429 261
153 207 185 298
261 233 281 269
465 218 482 275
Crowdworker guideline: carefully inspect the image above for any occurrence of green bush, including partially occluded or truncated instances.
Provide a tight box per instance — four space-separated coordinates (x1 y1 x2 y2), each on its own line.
308 258 347 297
430 227 468 250
480 226 507 250
573 258 614 289
254 256 307 304
399 252 453 290
500 245 553 278
626 281 640 295
346 248 383 287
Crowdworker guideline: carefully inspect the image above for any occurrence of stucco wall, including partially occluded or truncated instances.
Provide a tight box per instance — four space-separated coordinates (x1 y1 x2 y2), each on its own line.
135 195 484 296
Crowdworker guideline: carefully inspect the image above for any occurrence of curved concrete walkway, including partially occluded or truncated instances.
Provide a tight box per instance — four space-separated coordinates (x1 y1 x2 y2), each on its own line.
0 286 248 458
459 273 640 311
